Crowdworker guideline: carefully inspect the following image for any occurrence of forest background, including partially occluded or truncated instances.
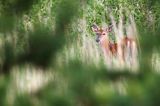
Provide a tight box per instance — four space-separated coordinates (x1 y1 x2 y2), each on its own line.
0 0 160 106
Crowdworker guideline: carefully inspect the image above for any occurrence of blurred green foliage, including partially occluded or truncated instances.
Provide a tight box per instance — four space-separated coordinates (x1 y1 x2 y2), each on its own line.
0 0 160 106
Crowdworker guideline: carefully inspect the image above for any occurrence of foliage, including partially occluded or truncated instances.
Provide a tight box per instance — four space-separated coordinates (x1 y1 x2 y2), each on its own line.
0 0 160 106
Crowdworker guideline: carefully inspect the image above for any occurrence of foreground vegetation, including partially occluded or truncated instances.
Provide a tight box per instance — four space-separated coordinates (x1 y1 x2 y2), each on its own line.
0 0 160 106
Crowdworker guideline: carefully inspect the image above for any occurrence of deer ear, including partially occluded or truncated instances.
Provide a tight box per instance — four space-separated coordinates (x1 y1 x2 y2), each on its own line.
91 24 99 32
106 25 113 32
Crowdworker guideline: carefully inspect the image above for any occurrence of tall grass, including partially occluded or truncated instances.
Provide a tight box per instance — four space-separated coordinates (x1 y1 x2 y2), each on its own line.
1 0 160 106
56 8 140 72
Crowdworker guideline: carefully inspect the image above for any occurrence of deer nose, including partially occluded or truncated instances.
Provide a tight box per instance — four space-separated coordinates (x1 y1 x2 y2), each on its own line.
96 35 100 43
96 38 100 43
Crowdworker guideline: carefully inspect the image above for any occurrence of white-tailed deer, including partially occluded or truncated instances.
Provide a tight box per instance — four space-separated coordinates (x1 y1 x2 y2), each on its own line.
91 24 137 67
92 24 117 54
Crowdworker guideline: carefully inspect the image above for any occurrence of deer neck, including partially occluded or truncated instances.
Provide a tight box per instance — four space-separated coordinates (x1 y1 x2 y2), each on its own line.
100 35 109 47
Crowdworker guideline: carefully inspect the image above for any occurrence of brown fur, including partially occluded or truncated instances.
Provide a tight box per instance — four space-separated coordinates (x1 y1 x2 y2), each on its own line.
92 25 136 60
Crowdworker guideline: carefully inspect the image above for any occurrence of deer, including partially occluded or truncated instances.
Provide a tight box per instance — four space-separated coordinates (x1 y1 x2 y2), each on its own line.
91 24 118 67
91 24 117 55
91 24 137 67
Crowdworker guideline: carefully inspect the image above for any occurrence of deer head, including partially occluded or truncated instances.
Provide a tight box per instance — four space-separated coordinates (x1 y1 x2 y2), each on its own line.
91 24 113 43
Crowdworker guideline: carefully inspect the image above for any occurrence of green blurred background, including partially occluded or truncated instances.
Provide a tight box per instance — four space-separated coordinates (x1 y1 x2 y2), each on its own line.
0 0 160 106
